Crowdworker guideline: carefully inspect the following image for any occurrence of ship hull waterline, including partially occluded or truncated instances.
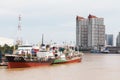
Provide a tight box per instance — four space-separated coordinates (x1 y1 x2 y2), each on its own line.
52 57 82 64
7 58 82 68
7 61 52 68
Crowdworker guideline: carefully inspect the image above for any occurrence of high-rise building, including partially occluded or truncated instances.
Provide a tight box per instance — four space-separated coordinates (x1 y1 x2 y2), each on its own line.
116 32 120 47
105 34 113 46
76 16 88 49
76 14 105 50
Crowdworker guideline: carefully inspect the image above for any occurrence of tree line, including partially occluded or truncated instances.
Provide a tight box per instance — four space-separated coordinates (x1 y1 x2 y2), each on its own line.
0 44 18 55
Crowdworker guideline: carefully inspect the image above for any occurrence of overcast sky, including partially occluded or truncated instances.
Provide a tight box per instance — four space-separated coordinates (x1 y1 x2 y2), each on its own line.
0 0 120 45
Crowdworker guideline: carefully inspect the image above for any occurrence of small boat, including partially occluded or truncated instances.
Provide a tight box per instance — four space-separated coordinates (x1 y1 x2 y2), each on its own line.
0 62 8 66
0 57 8 66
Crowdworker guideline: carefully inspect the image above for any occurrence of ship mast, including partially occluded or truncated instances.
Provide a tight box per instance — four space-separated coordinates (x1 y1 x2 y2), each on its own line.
41 34 45 46
42 34 44 45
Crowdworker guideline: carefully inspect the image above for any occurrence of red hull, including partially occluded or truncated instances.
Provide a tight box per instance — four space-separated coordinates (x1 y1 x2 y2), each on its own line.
66 58 82 63
7 62 51 68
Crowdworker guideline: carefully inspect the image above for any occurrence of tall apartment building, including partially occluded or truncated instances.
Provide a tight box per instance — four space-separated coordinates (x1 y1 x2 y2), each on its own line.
116 32 120 47
76 14 105 50
76 16 88 49
105 34 113 46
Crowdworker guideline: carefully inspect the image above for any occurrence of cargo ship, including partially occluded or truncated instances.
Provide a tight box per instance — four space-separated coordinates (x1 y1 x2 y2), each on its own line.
6 43 83 68
6 54 54 68
5 43 56 68
6 51 82 68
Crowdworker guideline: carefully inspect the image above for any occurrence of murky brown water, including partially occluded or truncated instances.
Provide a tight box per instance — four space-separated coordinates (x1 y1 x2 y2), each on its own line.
1 53 120 80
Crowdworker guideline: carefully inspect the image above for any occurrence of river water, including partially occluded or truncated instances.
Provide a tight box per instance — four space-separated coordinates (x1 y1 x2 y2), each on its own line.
0 53 120 80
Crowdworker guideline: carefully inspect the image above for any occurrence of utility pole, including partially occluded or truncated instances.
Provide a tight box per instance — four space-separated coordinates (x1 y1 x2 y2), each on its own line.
16 15 22 45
